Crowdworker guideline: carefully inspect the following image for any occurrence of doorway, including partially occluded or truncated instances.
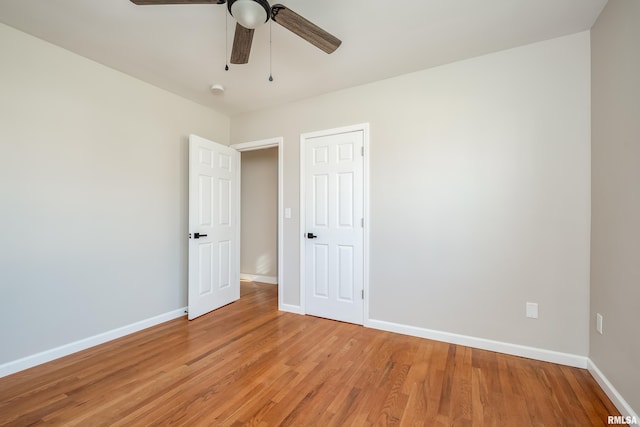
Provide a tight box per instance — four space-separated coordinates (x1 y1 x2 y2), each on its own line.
231 137 284 309
240 147 278 284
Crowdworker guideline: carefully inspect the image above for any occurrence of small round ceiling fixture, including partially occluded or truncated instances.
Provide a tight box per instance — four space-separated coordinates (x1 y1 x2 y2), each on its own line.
210 84 225 94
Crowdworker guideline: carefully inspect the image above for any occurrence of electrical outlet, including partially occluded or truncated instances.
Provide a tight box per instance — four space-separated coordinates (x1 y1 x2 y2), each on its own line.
596 313 603 334
526 302 538 319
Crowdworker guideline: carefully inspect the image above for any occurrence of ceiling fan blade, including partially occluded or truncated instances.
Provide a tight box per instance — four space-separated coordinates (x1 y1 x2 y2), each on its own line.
130 0 225 5
230 23 255 64
270 4 341 54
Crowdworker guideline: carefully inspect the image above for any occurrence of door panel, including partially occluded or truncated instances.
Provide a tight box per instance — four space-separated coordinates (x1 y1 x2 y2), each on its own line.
313 175 329 227
218 240 231 289
337 245 354 301
219 178 231 225
338 172 354 227
188 135 240 320
304 129 364 324
198 243 213 295
312 243 329 298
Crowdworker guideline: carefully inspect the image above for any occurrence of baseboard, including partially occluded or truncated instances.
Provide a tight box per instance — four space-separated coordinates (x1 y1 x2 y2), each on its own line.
366 318 588 368
240 273 277 285
279 302 304 315
0 307 187 379
588 359 639 421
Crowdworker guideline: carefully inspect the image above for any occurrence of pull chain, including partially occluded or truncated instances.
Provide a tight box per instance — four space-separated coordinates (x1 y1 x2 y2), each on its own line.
268 20 273 81
225 11 229 71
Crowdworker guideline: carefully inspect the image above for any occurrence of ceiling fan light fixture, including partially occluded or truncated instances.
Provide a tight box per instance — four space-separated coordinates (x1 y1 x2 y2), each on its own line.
229 0 270 30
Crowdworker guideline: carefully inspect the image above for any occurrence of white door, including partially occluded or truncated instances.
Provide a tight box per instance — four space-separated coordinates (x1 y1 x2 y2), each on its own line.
303 128 365 324
188 135 240 320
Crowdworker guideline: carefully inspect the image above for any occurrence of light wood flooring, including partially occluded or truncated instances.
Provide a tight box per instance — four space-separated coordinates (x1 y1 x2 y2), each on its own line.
0 282 620 426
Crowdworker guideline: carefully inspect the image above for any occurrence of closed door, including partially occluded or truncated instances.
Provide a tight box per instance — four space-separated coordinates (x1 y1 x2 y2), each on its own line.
188 135 240 320
303 128 365 324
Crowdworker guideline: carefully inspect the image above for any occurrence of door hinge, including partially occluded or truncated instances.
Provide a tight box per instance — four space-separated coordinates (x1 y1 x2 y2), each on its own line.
361 218 364 228
361 146 364 156
361 289 364 299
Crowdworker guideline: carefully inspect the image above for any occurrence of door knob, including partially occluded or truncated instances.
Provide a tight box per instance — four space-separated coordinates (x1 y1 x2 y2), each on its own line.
193 232 208 239
307 233 317 239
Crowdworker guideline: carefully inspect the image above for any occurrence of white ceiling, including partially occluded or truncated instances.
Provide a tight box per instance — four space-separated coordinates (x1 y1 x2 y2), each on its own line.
0 0 607 117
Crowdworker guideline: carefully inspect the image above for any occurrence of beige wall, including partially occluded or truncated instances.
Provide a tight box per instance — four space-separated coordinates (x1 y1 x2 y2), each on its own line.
240 147 278 279
231 32 592 356
0 23 229 364
591 0 640 415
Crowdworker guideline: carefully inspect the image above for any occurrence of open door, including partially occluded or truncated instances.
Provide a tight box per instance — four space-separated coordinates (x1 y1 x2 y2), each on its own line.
188 135 240 320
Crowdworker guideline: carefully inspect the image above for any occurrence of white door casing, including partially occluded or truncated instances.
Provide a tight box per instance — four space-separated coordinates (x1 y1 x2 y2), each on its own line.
301 125 368 325
230 137 291 313
188 135 240 320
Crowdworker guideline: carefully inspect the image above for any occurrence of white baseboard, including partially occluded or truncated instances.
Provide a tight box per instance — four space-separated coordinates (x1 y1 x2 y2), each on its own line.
366 318 588 368
240 273 278 285
0 307 187 379
279 302 304 314
588 359 639 421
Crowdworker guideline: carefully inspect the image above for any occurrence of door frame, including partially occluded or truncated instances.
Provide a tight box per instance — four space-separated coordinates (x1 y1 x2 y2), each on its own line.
230 137 285 311
299 123 370 322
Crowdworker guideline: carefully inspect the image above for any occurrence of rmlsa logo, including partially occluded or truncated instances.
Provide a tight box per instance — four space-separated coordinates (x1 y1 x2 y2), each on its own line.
608 415 639 425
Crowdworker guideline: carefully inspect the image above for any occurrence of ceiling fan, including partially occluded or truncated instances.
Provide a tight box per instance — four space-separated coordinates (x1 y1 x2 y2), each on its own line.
130 0 342 65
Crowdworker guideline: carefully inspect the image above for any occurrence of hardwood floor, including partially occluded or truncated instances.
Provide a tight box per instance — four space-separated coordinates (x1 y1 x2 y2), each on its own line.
0 282 620 426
